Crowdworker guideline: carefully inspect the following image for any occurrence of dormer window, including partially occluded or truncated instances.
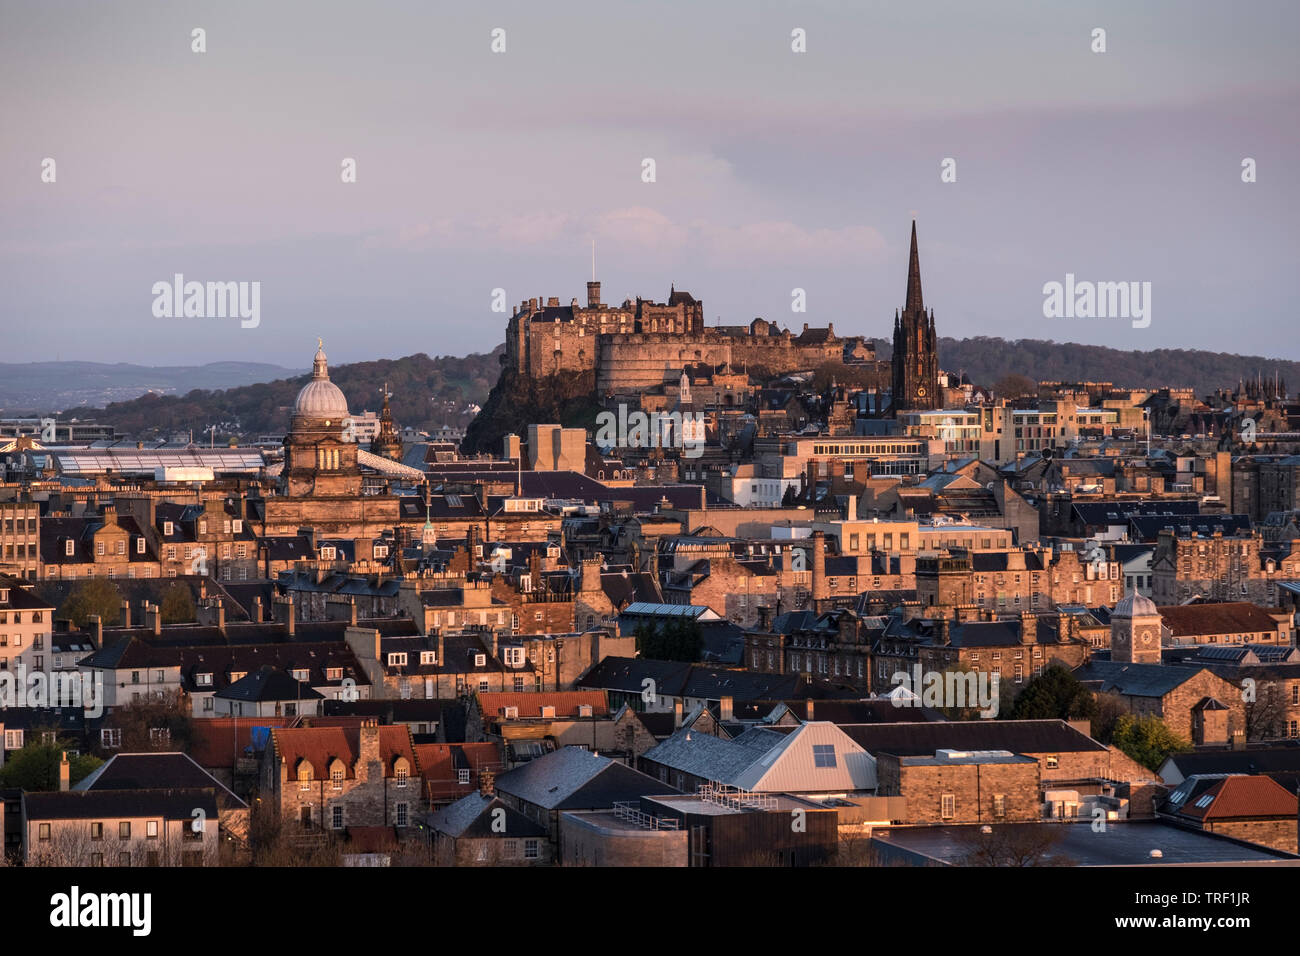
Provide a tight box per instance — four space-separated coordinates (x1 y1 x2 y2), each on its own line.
325 667 343 681
321 546 336 561
198 520 207 535
233 519 242 533
474 653 486 667
291 668 309 681
164 521 174 536
136 537 145 554
195 673 212 687
420 651 436 665
65 539 74 556
387 652 408 667
502 647 524 668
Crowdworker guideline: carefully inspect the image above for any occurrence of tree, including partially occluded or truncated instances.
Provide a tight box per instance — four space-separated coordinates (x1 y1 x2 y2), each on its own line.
56 578 123 628
159 582 196 624
1009 663 1097 722
1091 692 1133 744
111 689 195 753
0 734 102 791
993 373 1036 400
1111 714 1189 772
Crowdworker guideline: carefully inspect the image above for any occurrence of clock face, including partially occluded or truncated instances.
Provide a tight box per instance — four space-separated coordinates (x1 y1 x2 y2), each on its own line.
917 387 927 397
1114 630 1128 645
1139 628 1154 647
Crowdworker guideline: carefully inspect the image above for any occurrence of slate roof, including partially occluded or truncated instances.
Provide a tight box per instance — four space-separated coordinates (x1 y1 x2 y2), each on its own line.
428 792 547 839
25 787 220 821
74 752 246 807
1073 660 1211 698
1159 602 1283 638
493 746 678 810
217 665 325 703
839 719 1106 756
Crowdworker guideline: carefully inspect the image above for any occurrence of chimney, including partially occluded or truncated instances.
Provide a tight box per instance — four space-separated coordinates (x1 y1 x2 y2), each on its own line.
720 695 733 722
805 698 814 721
59 752 70 792
1019 611 1037 645
273 596 295 636
1059 612 1075 644
144 603 161 636
479 769 496 797
580 558 602 593
120 600 131 629
197 597 225 633
87 614 104 649
846 494 857 522
811 531 828 602
252 596 263 623
673 698 683 729
757 605 772 631
359 719 380 771
936 615 951 646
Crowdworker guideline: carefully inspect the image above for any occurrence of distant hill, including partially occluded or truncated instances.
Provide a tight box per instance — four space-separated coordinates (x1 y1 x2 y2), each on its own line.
58 337 1295 443
0 361 298 414
61 349 504 439
873 337 1296 396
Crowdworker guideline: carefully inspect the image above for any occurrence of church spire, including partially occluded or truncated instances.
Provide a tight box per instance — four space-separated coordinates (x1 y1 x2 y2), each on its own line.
905 220 923 314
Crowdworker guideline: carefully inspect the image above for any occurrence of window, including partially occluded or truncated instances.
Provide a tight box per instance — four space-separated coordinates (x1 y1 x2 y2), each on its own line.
478 679 489 692
118 852 131 867
387 652 407 667
38 823 51 841
65 539 75 556
298 763 313 791
119 822 131 839
150 728 169 745
1046 754 1059 770
503 839 519 859
4 730 23 750
458 769 471 785
331 767 344 790
164 521 174 536
332 806 344 830
420 651 436 666
291 668 309 681
812 744 837 768
395 803 409 827
91 822 104 840
196 672 212 687
941 793 955 820
524 839 539 860
147 820 159 839
101 729 121 748
993 794 1006 819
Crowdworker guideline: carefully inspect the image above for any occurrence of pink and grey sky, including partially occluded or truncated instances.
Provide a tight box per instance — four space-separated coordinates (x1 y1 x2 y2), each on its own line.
3 0 1297 366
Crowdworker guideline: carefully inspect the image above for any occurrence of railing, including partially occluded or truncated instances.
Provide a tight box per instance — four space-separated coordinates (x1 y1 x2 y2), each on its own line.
695 782 776 810
610 801 680 830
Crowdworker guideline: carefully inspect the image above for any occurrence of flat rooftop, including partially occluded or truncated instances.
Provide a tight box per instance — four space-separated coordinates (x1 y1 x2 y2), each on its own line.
872 821 1300 866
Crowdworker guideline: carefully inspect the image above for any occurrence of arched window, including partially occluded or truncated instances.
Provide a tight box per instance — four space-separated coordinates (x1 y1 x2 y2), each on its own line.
393 756 410 788
329 758 346 790
296 759 314 791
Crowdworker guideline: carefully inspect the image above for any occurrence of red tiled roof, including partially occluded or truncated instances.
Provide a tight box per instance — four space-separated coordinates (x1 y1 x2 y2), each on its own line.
1159 602 1282 638
477 691 608 720
1185 775 1297 821
271 722 417 780
188 717 290 769
414 742 504 800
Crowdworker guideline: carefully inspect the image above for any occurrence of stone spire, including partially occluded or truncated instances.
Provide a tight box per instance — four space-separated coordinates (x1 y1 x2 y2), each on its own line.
905 220 923 314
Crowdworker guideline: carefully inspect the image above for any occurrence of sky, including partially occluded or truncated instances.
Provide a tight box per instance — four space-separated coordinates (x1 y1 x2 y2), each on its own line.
2 0 1297 368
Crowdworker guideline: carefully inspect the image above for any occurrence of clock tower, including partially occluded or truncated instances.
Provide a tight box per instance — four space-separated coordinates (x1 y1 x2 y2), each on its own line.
891 220 940 414
1110 589 1162 664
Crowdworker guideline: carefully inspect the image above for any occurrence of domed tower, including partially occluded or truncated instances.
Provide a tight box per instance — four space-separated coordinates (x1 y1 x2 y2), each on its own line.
283 340 362 497
1110 589 1163 664
371 383 404 462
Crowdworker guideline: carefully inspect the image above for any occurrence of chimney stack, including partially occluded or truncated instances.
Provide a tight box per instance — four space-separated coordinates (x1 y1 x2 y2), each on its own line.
273 596 295 636
59 752 70 792
87 614 104 649
805 698 815 721
720 695 733 722
479 769 496 797
120 600 131 629
673 698 683 729
811 531 828 602
144 603 161 636
252 596 263 623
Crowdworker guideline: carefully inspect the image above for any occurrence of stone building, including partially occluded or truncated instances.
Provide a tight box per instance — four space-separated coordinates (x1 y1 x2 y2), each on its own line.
874 750 1041 825
891 221 940 413
260 719 423 832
